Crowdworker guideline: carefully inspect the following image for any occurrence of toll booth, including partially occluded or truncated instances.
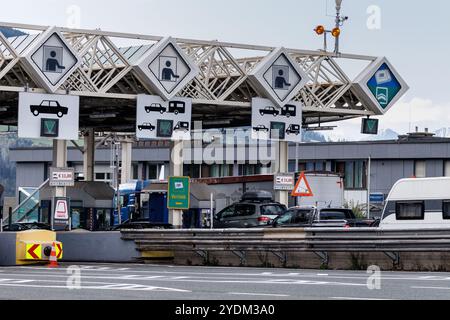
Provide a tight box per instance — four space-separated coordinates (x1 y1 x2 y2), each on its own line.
39 182 114 231
142 183 214 228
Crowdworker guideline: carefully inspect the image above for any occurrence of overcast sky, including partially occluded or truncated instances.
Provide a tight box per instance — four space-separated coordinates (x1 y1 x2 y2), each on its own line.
2 0 449 140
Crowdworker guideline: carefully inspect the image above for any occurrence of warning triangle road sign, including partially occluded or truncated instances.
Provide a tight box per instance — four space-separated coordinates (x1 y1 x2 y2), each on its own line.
292 172 314 197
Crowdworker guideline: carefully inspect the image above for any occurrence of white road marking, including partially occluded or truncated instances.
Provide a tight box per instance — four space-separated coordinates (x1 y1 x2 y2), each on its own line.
229 292 290 297
412 286 450 291
331 297 394 301
317 274 329 276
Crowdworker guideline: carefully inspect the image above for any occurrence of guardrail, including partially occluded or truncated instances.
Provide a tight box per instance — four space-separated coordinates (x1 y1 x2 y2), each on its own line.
121 228 450 266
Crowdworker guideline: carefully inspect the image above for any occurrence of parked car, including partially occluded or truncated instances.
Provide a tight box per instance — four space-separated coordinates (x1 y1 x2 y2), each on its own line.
111 219 173 230
2 222 51 232
168 101 186 115
30 100 68 118
138 123 156 131
253 125 269 133
214 191 286 229
286 124 301 135
259 106 280 117
145 103 166 114
174 121 190 132
271 206 374 228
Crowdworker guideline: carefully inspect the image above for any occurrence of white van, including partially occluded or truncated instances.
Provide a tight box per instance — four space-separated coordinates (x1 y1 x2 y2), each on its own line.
379 177 450 230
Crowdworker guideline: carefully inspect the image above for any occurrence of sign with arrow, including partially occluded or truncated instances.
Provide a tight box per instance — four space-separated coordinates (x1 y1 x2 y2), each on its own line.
292 172 314 197
26 244 42 260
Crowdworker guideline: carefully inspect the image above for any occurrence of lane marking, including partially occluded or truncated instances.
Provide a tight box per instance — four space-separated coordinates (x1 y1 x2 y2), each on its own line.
412 286 450 291
229 292 289 297
331 297 394 301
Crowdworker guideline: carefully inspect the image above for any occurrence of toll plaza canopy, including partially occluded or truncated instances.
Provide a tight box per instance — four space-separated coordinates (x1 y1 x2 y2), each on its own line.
0 22 407 132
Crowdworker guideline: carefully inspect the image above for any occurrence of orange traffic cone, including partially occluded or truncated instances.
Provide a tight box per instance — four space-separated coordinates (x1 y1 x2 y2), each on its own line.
47 242 59 268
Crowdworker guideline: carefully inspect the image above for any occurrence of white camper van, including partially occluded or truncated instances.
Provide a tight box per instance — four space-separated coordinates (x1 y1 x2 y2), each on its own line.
379 177 450 230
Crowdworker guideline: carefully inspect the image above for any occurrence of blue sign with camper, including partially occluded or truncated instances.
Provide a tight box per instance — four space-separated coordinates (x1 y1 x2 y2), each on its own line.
367 63 402 109
370 193 385 204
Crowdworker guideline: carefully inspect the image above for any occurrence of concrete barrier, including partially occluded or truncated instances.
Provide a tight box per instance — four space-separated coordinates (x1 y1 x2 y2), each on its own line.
57 231 137 263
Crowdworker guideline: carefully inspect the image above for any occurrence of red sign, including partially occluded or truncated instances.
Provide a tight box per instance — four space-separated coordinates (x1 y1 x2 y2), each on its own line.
292 172 314 197
27 244 40 260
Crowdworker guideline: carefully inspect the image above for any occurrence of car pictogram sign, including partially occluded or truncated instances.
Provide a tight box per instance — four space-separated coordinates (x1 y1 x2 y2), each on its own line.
292 172 314 197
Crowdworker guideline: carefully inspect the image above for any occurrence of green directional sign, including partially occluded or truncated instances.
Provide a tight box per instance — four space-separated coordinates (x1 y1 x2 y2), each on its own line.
168 176 190 210
40 118 59 137
361 118 379 135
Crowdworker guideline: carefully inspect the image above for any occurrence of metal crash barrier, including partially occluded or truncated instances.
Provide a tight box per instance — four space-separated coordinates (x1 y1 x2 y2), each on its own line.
121 228 450 267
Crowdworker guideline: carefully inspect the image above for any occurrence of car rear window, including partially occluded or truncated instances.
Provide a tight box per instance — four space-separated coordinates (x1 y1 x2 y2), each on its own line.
319 210 348 220
235 204 256 217
260 204 286 216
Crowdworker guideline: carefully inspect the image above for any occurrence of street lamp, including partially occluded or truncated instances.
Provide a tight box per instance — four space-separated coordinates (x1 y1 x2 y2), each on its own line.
314 0 348 53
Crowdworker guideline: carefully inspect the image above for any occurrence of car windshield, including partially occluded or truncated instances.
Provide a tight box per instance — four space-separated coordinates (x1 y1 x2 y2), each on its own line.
276 211 294 225
260 204 286 216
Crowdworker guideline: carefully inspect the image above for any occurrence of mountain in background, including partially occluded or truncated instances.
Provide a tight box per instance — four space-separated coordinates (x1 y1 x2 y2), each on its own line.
366 128 400 141
0 27 26 38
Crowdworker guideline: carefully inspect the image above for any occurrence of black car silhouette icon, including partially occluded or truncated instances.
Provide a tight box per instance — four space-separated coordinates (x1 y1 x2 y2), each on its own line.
145 103 167 114
253 125 269 132
138 123 156 131
259 106 280 117
174 121 190 132
281 104 297 118
30 100 68 118
168 101 186 115
286 124 301 135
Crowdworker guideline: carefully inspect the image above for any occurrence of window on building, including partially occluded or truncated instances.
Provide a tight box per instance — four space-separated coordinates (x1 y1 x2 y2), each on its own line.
239 164 264 176
414 160 426 178
202 164 234 178
344 161 366 190
183 164 201 178
147 164 158 180
443 201 450 220
444 161 450 177
396 202 425 220
132 164 139 180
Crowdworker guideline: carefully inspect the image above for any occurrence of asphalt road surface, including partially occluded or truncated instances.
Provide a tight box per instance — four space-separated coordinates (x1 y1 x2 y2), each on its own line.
0 263 449 300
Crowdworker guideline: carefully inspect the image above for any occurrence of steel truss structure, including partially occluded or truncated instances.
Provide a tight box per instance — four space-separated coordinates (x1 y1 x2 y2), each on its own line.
0 22 378 131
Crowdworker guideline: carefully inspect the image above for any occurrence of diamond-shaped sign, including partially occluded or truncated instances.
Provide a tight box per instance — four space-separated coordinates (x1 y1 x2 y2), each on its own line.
22 27 81 93
133 37 199 101
249 47 308 108
353 57 409 115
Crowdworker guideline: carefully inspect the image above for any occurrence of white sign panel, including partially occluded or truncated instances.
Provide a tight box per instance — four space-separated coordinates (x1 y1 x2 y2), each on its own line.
136 94 192 141
18 92 80 140
252 97 302 143
133 37 199 101
353 57 409 115
249 47 308 108
54 199 69 220
22 27 81 93
50 167 75 187
274 173 295 191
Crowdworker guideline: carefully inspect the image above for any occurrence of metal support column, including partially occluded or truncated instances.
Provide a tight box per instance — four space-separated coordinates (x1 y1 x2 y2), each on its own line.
169 140 184 228
275 141 289 207
120 140 133 185
83 128 95 182
52 140 67 230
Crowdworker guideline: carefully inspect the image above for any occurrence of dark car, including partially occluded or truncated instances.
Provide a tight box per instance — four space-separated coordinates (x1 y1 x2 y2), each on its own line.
174 121 189 132
145 103 166 114
259 107 280 117
30 100 68 118
138 123 156 131
281 104 297 118
168 101 186 115
2 222 51 232
272 206 375 228
286 124 301 135
214 191 286 229
253 125 269 132
112 219 173 230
